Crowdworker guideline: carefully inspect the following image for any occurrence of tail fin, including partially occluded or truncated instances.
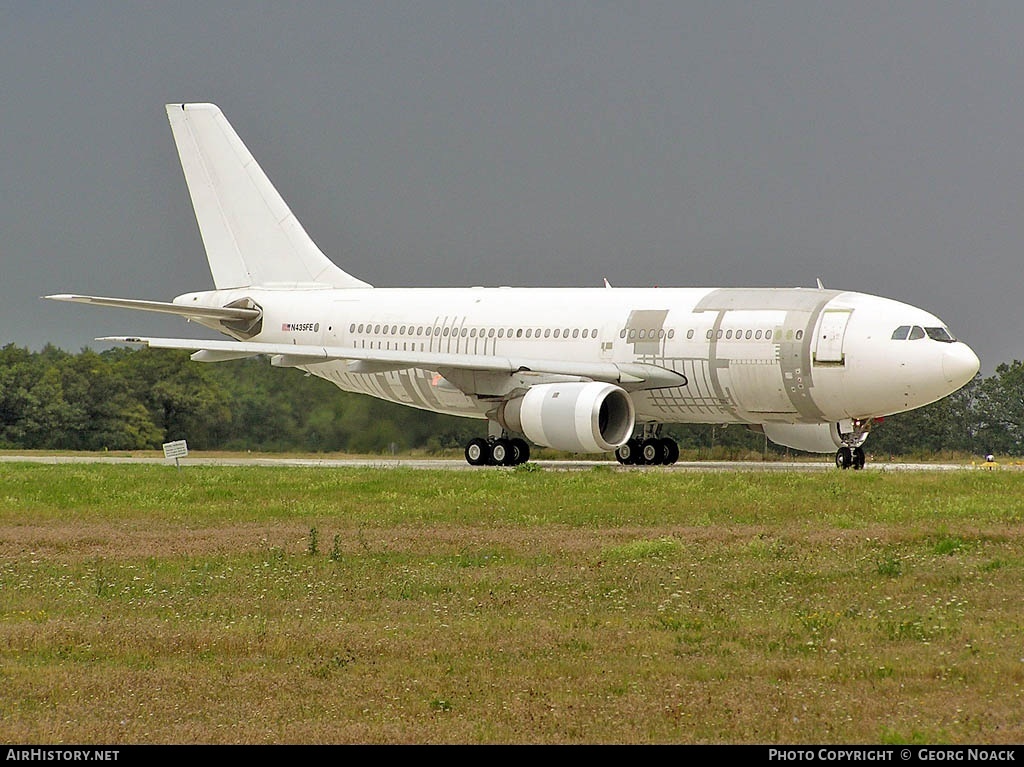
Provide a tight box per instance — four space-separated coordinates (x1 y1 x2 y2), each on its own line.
166 103 372 290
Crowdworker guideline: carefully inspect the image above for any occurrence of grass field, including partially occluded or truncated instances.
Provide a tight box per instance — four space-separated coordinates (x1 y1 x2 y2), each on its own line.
1 459 1022 744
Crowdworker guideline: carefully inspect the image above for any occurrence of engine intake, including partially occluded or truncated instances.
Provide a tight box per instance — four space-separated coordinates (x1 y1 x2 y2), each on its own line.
496 382 635 454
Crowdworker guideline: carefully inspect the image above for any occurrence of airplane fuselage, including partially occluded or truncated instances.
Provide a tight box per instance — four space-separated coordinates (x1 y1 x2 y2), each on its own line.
176 284 979 434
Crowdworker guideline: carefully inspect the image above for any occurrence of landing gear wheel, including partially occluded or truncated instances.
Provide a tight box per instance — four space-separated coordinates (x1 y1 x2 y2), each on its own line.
660 438 680 465
641 438 662 465
836 446 853 469
465 437 490 466
615 438 641 465
852 446 865 470
510 438 530 465
490 437 515 466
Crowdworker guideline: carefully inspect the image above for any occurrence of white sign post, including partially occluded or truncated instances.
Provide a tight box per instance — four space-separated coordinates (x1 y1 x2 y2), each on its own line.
162 439 189 470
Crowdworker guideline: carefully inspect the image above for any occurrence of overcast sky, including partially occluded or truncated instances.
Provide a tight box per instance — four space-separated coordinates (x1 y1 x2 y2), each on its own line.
4 2 1022 374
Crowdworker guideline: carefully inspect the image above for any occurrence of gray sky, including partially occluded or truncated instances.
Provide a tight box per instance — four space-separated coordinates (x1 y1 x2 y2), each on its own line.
4 2 1022 374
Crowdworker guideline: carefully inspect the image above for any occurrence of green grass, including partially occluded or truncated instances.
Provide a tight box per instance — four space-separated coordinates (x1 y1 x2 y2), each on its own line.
1 462 1023 744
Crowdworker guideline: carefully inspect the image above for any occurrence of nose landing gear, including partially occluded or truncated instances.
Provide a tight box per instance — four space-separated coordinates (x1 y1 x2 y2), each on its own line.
835 419 872 470
835 445 865 470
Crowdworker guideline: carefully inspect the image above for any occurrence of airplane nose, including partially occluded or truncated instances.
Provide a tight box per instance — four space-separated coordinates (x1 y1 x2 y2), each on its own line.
942 343 981 387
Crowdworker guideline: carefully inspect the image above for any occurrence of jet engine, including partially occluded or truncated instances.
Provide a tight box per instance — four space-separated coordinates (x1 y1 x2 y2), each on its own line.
759 421 866 454
496 382 635 454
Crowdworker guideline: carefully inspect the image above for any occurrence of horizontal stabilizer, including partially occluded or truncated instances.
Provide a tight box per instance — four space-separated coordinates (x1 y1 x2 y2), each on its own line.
46 294 260 323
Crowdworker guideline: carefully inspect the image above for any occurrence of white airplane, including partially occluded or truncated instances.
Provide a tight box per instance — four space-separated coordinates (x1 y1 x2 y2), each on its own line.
47 103 980 469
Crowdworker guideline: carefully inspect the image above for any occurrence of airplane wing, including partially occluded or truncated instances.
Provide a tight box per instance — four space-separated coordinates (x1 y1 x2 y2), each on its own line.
99 335 688 391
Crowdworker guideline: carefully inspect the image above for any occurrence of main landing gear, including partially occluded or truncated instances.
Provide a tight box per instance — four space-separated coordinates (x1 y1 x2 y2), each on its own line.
464 435 531 466
614 424 680 466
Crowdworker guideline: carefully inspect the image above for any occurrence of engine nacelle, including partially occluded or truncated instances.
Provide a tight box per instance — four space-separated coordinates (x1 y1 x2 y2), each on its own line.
496 382 635 454
760 422 850 454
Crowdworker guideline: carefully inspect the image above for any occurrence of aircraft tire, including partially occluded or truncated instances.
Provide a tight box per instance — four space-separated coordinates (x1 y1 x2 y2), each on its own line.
490 438 514 466
660 438 680 465
615 438 640 465
465 438 490 466
641 438 662 465
511 438 530 465
836 446 853 469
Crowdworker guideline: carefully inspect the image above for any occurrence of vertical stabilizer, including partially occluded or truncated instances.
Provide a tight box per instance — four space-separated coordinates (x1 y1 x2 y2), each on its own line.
166 103 372 289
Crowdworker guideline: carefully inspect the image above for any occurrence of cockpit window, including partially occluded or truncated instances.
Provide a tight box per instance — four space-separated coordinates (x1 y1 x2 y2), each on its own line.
925 326 956 343
893 324 957 342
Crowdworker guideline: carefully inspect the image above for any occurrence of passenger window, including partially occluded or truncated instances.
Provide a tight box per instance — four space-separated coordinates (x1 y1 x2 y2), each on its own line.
582 329 589 339
686 329 693 339
572 329 579 338
891 326 911 340
706 329 713 339
795 330 803 340
726 330 733 339
745 330 752 339
765 329 772 340
755 330 762 340
909 326 925 340
545 329 551 338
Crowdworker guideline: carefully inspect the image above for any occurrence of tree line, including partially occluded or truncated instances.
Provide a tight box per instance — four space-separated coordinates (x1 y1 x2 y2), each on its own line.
1 343 1019 458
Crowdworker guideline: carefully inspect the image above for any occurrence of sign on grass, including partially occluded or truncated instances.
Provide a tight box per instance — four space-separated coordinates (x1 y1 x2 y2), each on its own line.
162 440 188 466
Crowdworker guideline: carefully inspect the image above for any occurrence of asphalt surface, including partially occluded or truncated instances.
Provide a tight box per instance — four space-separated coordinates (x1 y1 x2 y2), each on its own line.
0 454 985 472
